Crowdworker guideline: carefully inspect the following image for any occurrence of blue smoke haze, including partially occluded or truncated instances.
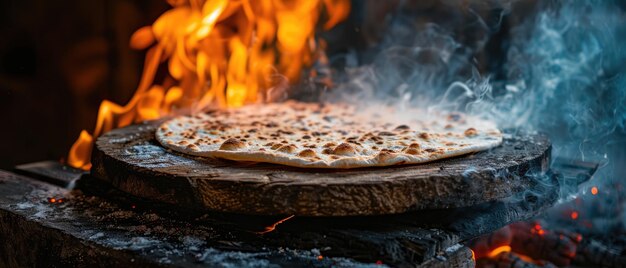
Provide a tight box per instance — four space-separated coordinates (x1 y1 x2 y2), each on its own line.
325 0 626 233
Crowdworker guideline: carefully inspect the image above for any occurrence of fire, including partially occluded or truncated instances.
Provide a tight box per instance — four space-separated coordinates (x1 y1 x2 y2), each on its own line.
67 0 350 170
591 186 598 195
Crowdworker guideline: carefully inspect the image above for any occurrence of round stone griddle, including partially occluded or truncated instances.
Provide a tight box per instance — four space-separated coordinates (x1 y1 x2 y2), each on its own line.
91 121 551 216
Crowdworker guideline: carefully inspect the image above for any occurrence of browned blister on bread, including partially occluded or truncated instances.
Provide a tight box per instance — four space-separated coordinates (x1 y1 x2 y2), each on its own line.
219 138 246 151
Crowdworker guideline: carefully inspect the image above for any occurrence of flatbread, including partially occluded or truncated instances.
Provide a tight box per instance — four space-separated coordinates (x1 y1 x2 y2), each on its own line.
156 101 503 169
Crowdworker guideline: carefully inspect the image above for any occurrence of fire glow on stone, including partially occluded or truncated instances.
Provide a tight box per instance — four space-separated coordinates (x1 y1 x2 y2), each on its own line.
67 0 350 170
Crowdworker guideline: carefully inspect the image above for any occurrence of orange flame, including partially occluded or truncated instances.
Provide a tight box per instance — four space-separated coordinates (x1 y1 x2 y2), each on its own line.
67 0 350 170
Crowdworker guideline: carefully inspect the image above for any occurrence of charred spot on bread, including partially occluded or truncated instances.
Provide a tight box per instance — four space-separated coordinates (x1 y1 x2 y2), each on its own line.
297 149 317 158
278 144 297 153
377 150 395 161
323 142 336 148
219 138 246 151
186 144 199 150
321 148 333 154
464 128 478 137
394 125 410 131
270 144 282 150
333 143 356 156
404 148 420 155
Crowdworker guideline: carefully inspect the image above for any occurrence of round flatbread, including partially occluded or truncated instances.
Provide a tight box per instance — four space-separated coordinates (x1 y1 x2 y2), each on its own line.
156 101 503 169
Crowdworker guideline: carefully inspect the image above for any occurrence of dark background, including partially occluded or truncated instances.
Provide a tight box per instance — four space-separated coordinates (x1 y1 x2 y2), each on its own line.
0 0 169 168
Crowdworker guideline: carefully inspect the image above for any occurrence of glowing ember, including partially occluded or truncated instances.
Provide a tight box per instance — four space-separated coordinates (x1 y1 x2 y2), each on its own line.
375 260 383 265
571 211 579 220
487 245 511 258
591 186 598 195
530 223 545 236
470 249 475 262
317 255 323 260
67 0 350 170
256 215 295 234
47 197 65 204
